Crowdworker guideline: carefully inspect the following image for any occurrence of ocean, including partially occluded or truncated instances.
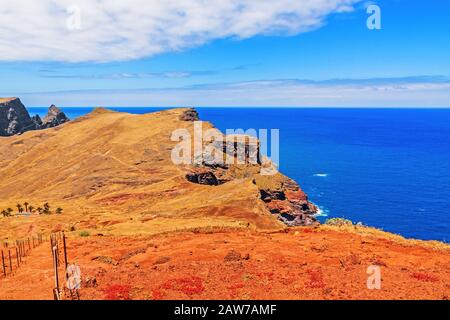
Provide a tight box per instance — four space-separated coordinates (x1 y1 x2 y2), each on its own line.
29 107 450 242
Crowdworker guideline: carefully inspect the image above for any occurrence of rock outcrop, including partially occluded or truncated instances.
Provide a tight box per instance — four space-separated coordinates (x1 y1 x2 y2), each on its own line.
179 108 199 121
222 134 261 165
0 98 70 136
186 170 220 186
256 175 318 226
184 127 319 226
0 98 37 136
41 105 70 128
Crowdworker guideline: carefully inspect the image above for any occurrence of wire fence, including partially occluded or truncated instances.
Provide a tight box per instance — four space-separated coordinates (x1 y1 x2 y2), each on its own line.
1 233 45 278
1 232 80 300
50 232 80 300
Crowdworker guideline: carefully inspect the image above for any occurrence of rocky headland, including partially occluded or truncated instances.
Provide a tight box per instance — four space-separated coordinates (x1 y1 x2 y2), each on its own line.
0 104 317 232
0 98 69 136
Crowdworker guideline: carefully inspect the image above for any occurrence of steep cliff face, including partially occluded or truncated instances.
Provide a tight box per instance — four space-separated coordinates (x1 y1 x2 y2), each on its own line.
0 98 36 136
181 111 319 226
186 164 318 226
0 98 70 136
255 174 318 226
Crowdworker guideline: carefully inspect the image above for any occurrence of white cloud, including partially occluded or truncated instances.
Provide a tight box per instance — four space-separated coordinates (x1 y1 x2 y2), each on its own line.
0 0 360 62
14 77 450 107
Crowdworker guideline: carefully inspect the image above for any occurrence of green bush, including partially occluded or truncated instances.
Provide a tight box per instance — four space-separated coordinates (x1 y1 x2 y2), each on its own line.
325 218 353 226
79 231 90 237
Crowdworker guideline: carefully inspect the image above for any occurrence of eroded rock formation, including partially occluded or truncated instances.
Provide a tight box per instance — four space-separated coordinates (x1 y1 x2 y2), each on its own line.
256 175 318 226
0 98 36 136
41 105 70 128
184 128 319 226
186 170 220 186
0 98 70 136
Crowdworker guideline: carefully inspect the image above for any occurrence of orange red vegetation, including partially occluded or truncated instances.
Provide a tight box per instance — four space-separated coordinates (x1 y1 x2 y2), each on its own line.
104 284 132 300
411 272 439 283
0 226 448 300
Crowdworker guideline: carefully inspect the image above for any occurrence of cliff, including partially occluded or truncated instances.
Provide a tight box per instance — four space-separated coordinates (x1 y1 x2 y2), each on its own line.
0 98 36 136
0 98 70 136
0 107 316 240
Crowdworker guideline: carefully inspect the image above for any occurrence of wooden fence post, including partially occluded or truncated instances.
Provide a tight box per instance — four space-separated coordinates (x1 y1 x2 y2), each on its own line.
15 247 19 268
52 236 61 300
63 232 68 282
1 250 6 277
8 250 12 273
17 241 21 260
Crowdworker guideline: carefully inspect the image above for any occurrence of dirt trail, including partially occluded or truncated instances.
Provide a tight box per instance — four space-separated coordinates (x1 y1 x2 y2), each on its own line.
0 244 54 300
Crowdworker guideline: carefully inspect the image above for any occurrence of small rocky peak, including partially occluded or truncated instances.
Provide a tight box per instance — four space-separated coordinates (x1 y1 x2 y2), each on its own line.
41 104 70 128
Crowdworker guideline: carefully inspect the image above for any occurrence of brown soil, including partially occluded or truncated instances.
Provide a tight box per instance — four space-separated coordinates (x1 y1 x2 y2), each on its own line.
1 226 448 300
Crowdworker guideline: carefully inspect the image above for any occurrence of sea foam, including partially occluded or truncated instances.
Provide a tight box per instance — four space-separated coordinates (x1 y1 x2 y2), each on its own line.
313 173 328 177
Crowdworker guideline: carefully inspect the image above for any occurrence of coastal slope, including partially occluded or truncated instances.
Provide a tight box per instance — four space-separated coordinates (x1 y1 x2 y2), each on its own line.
0 107 316 239
0 106 448 300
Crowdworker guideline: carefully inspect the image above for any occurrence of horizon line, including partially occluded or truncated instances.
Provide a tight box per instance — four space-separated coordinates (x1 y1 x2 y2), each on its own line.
26 105 450 109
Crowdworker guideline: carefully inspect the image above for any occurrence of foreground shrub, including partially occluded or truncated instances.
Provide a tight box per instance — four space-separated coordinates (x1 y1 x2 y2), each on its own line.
325 218 354 226
104 284 131 300
411 272 438 282
160 276 204 296
79 231 90 237
305 269 325 289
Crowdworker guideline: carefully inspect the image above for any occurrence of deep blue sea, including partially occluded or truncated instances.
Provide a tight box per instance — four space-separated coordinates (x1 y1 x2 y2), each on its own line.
29 107 450 242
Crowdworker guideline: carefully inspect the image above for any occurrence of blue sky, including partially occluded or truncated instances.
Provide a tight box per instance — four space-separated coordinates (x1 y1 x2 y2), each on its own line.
0 0 449 107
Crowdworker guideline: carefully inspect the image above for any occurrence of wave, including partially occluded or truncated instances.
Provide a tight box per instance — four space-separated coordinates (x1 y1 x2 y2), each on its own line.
313 173 328 177
313 205 329 217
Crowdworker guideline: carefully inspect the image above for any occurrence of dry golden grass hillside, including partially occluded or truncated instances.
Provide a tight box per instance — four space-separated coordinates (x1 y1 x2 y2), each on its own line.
0 107 293 239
